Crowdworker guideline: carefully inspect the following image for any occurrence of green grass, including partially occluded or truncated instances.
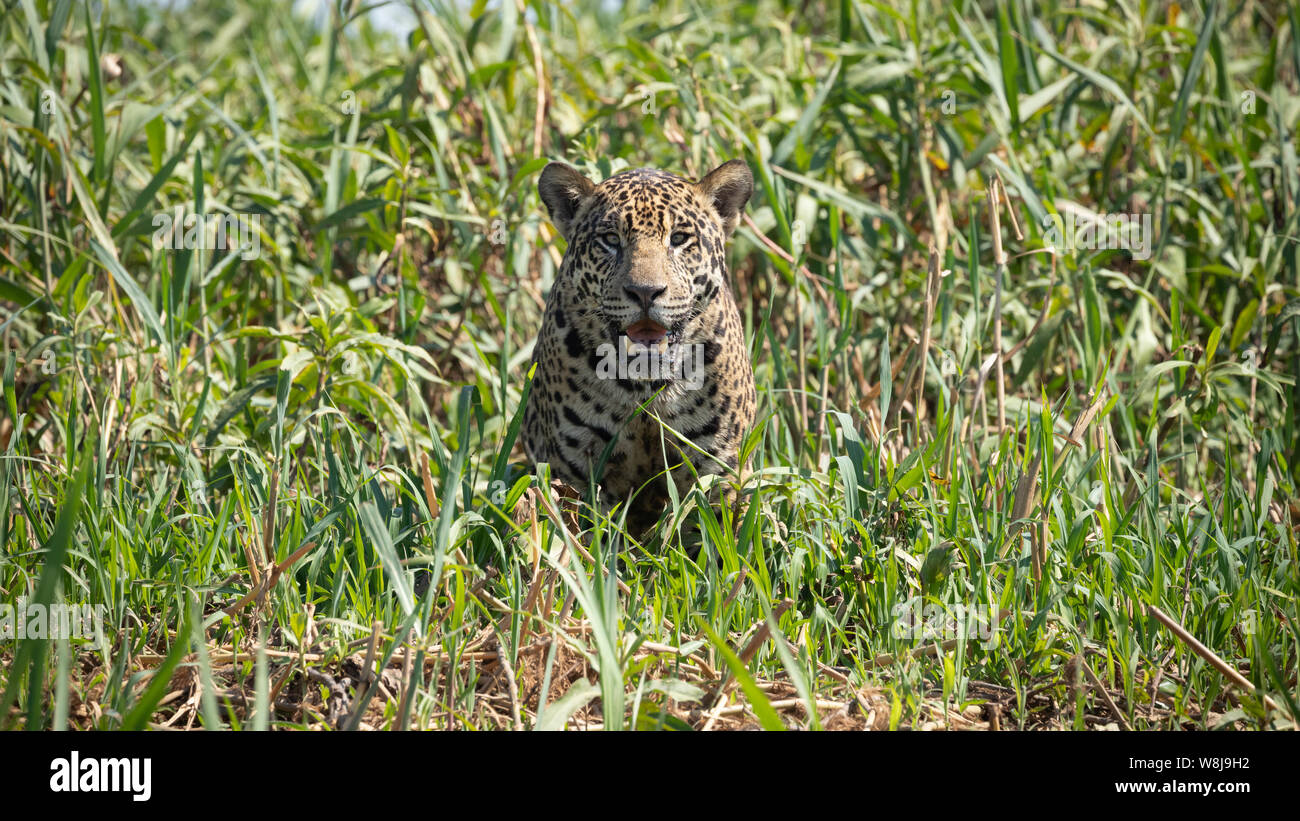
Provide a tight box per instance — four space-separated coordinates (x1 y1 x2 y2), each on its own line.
0 0 1297 730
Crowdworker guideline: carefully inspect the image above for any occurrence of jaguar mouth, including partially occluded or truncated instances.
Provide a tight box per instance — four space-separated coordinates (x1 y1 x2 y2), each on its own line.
606 317 685 353
625 319 670 346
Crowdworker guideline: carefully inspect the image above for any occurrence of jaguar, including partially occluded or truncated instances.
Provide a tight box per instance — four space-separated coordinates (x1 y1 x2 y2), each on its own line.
521 160 757 531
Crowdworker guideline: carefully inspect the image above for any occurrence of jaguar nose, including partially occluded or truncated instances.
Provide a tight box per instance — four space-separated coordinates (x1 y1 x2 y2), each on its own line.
624 283 667 311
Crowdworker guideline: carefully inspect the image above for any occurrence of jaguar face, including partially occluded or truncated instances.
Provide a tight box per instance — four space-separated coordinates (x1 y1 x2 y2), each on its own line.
523 158 758 519
538 161 754 358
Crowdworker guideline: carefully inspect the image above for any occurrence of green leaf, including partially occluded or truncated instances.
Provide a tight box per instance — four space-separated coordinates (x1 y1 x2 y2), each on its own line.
91 240 167 347
357 500 415 618
1205 324 1224 366
771 165 906 233
122 599 195 730
773 58 841 166
535 679 600 731
703 625 785 731
204 374 277 446
84 0 107 185
1167 1 1219 154
1036 42 1154 138
313 198 388 232
995 0 1020 127
1229 298 1258 353
0 450 93 729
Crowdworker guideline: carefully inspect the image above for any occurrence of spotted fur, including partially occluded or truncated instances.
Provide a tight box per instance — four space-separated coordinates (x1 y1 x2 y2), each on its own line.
522 160 757 528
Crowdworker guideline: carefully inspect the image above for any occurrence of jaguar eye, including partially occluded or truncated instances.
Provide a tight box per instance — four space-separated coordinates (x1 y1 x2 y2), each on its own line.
597 231 621 251
670 231 691 247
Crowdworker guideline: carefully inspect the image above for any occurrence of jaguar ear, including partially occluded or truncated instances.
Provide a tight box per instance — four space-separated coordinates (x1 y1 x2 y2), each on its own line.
538 163 596 242
696 160 754 236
